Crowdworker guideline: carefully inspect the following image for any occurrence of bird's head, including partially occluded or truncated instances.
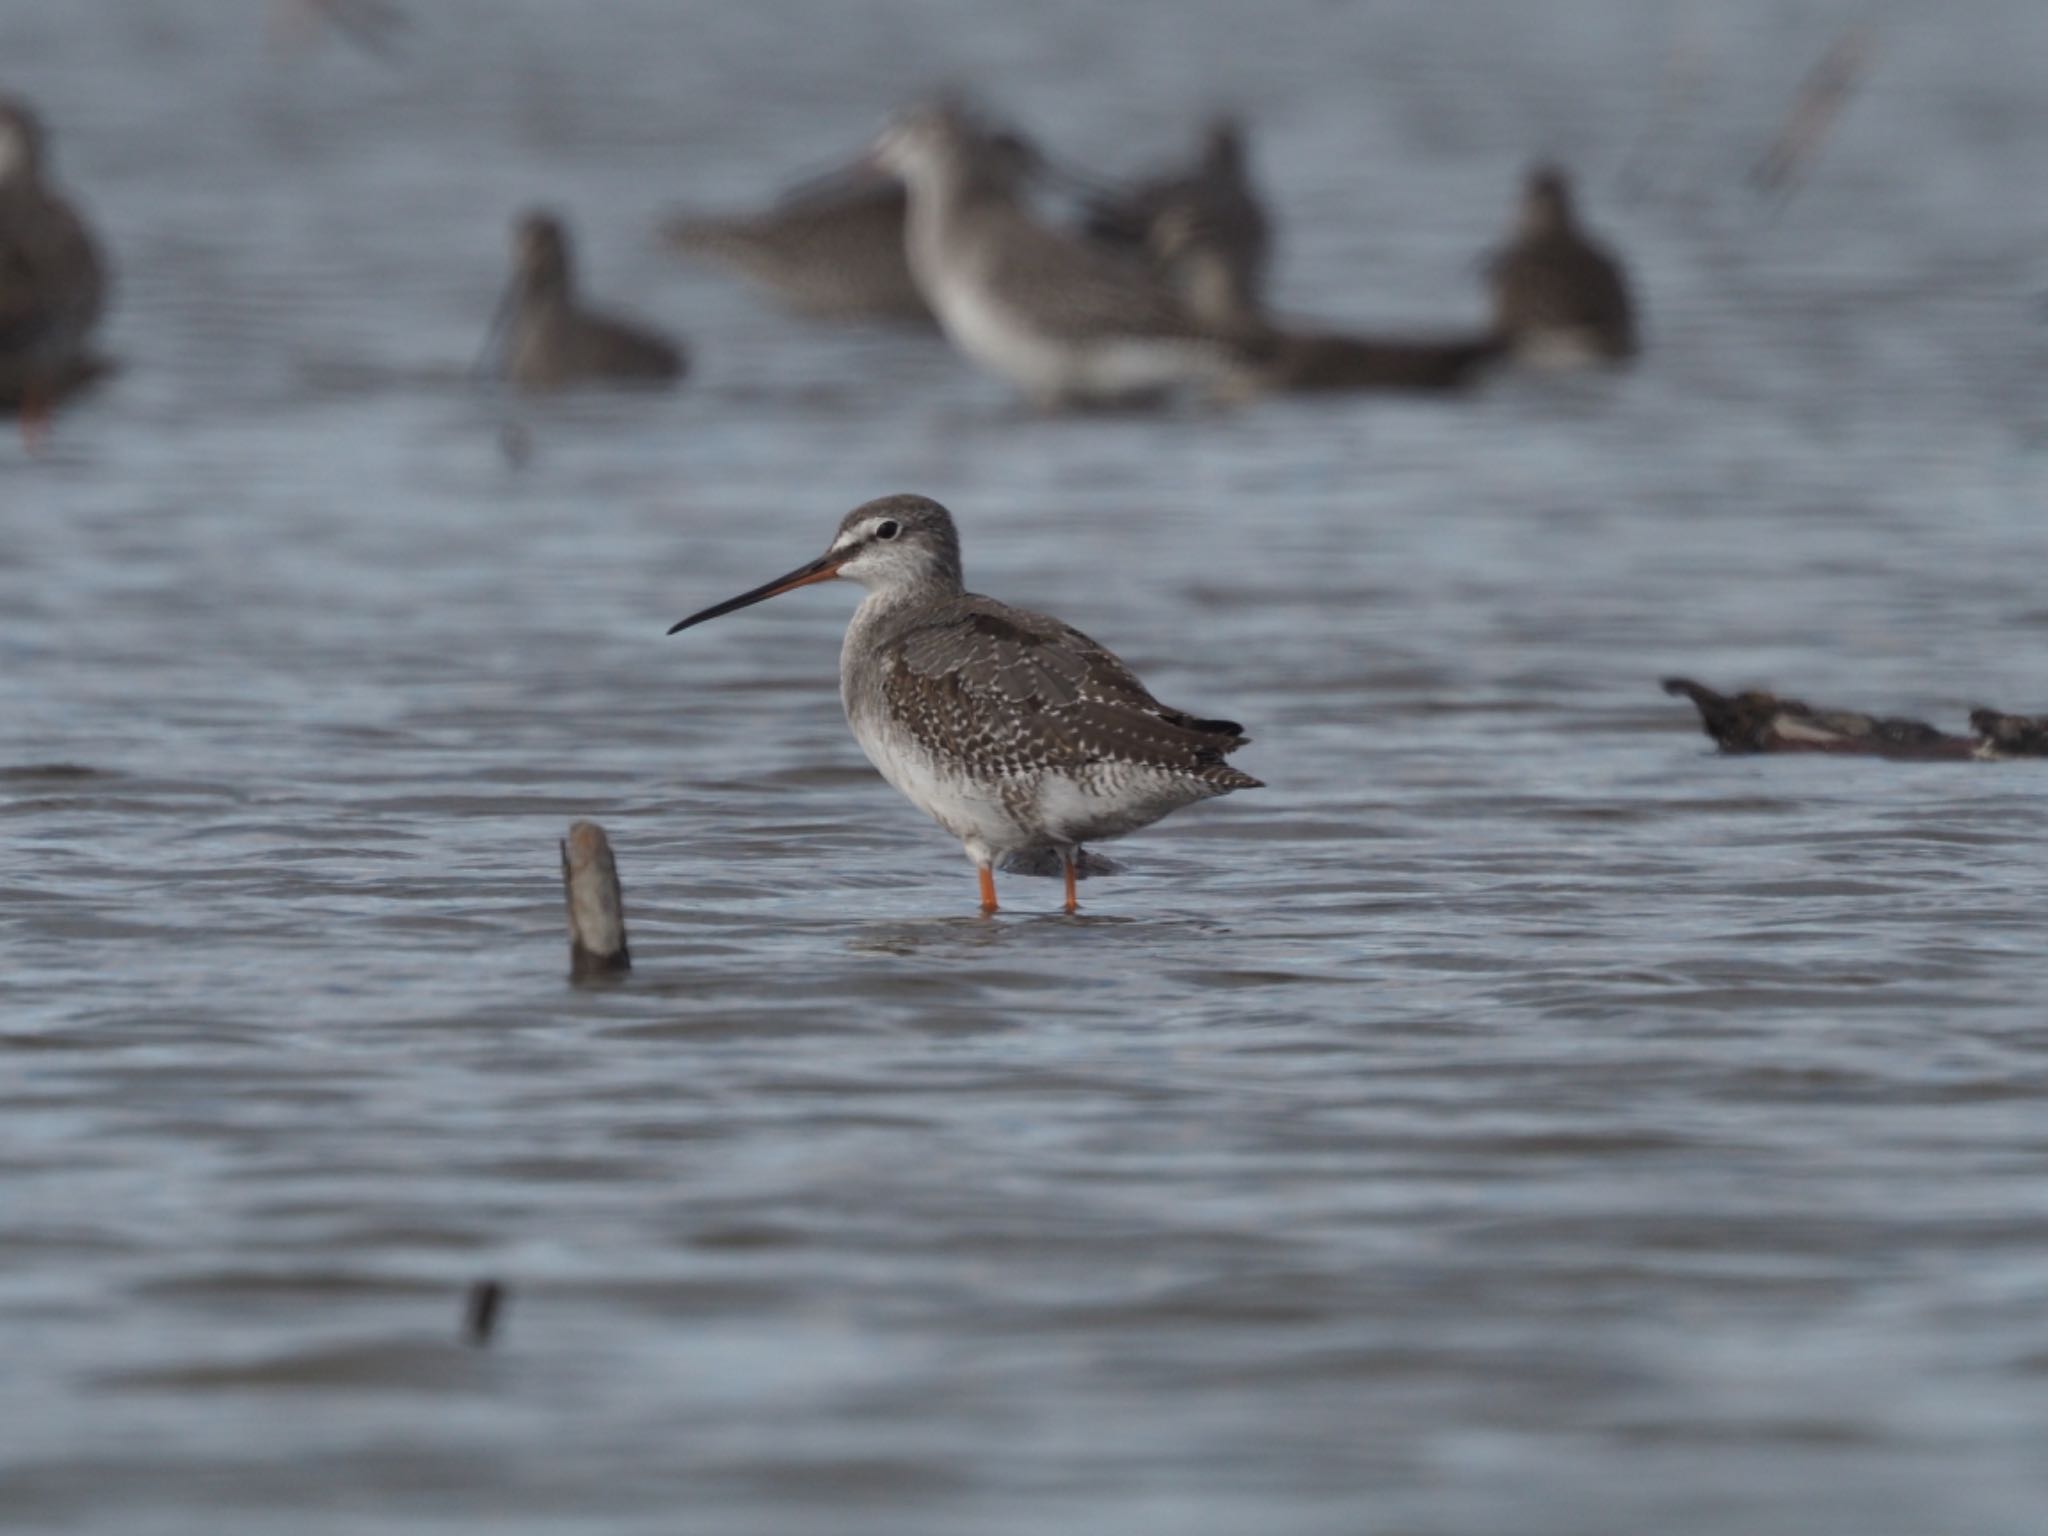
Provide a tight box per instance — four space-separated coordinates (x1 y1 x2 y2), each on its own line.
667 495 965 635
513 209 573 294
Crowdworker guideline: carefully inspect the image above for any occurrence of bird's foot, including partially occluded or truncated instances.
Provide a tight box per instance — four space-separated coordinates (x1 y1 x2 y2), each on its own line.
977 865 999 916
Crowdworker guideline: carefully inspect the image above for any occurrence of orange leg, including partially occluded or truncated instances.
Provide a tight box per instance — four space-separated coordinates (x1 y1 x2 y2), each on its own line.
977 864 999 916
1062 854 1080 916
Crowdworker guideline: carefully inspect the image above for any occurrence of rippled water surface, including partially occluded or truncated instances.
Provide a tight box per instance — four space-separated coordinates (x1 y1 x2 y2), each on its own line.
5 2 2048 1532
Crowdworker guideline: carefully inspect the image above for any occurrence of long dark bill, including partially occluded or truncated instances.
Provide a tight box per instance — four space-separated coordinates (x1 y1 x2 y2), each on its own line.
666 553 844 634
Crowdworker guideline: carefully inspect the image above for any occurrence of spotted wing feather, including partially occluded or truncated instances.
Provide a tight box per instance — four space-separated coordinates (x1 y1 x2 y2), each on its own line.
886 599 1259 787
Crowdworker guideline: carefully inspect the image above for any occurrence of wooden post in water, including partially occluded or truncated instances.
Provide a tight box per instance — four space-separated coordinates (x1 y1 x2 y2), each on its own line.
561 821 630 981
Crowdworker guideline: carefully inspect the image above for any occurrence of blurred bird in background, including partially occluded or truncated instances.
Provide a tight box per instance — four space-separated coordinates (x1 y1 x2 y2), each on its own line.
483 210 686 392
1486 163 1637 365
0 97 110 446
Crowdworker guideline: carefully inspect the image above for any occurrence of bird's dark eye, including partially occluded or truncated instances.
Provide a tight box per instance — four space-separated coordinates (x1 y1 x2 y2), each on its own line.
875 520 900 541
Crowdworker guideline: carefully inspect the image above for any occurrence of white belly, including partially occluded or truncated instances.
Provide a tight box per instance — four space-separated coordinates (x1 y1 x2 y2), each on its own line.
850 714 1033 863
848 704 1218 864
925 265 1221 403
926 268 1071 394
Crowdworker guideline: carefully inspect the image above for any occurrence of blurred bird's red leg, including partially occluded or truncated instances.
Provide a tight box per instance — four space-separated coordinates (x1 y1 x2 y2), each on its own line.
1062 854 1079 916
977 865 998 916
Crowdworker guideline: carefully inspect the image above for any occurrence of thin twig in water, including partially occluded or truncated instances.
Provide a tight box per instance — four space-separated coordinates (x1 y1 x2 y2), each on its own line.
463 1279 505 1347
1751 26 1877 198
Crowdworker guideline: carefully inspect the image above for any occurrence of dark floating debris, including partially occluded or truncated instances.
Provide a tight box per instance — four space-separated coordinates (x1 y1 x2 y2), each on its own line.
0 763 112 781
561 820 631 981
1969 708 2048 759
463 1279 505 1347
1662 678 2048 760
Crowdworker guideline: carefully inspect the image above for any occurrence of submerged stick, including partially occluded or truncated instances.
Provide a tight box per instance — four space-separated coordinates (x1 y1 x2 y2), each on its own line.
561 821 630 981
463 1279 505 1347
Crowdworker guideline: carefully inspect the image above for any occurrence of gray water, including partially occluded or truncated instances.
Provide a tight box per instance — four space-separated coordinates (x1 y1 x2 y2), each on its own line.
5 2 2048 1532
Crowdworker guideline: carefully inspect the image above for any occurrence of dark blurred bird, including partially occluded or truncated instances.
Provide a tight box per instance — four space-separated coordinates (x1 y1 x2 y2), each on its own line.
1487 164 1637 365
0 99 110 437
875 101 1257 407
485 211 684 391
1083 116 1273 325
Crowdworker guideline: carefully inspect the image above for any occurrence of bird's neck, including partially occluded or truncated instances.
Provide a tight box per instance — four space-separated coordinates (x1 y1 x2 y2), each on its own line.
1520 203 1574 242
520 268 574 310
846 577 957 644
905 160 1009 243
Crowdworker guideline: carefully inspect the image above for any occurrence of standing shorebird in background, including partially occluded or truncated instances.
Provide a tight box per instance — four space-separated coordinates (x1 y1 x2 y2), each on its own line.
484 211 685 391
1083 114 1273 327
874 102 1257 408
668 495 1260 915
0 98 110 441
662 116 1040 327
1486 164 1637 365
